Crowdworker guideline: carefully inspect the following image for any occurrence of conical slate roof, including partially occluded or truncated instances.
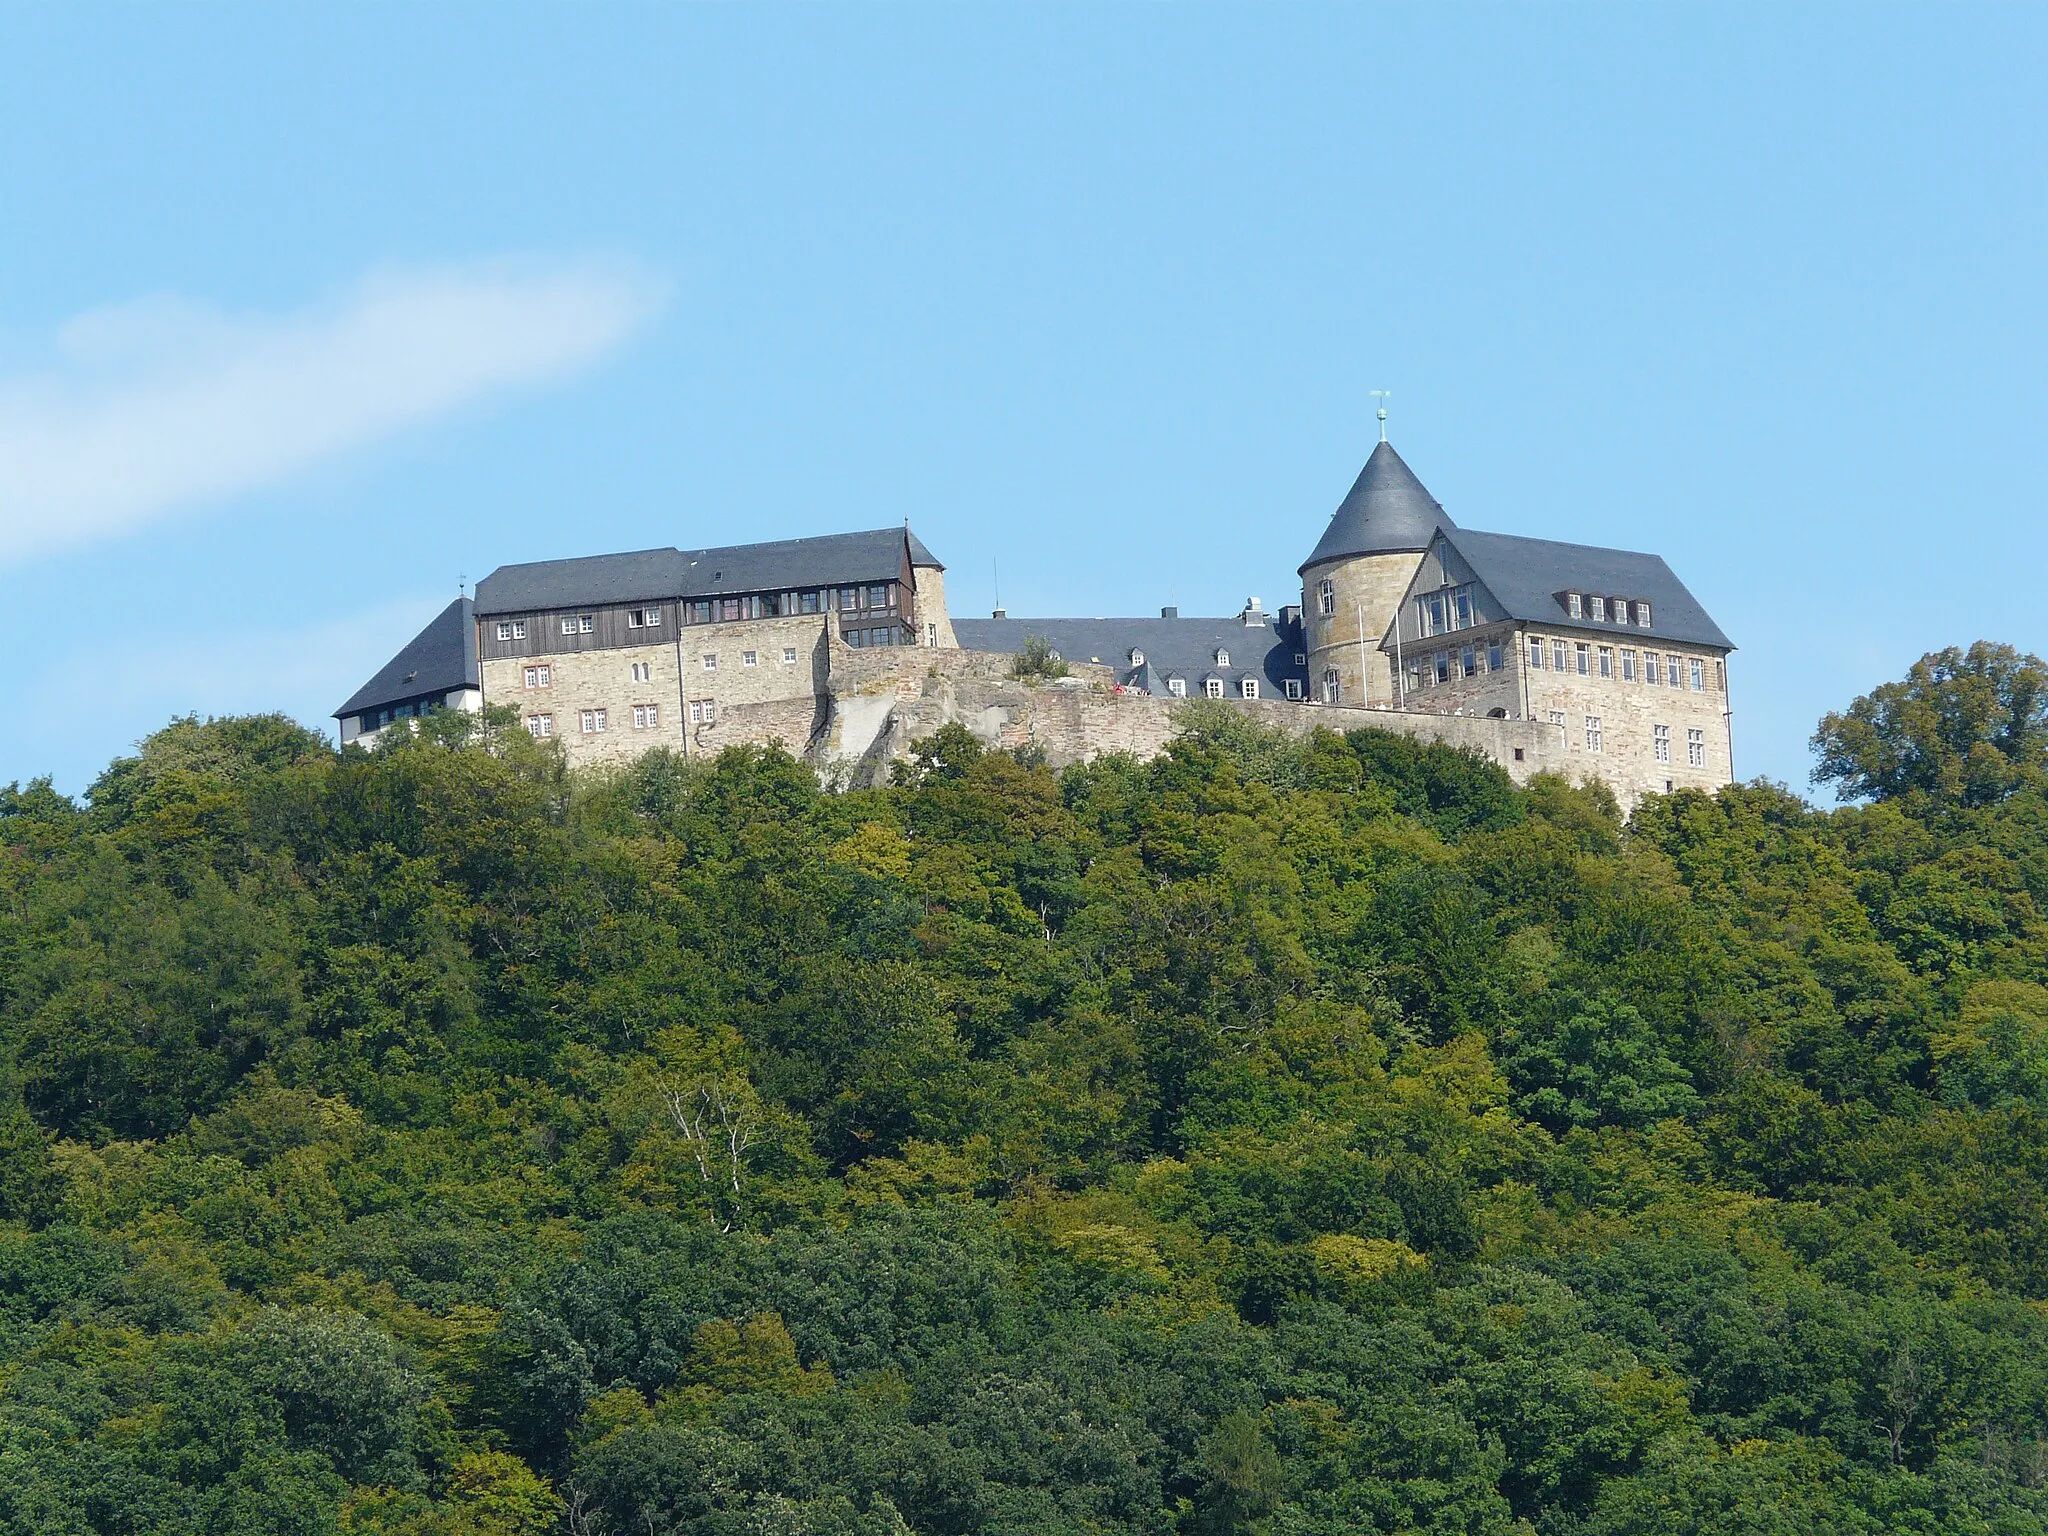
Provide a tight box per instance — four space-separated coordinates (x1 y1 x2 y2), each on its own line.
1298 440 1455 572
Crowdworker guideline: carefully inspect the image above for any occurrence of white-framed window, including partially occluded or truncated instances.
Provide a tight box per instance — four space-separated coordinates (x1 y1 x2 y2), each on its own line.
1455 590 1473 628
1567 592 1583 619
1529 635 1545 669
525 713 553 738
1129 647 1145 666
688 698 716 724
742 650 758 667
1322 668 1340 704
782 647 798 664
523 664 552 689
580 708 607 734
1434 651 1451 684
1591 596 1608 622
1598 645 1614 679
702 653 717 671
632 703 660 730
1669 655 1685 690
1645 651 1662 686
1318 578 1335 616
1293 652 1306 666
628 607 661 628
1203 678 1224 698
1407 659 1424 694
1285 678 1304 700
1214 648 1230 667
1585 716 1604 753
1240 677 1259 699
1575 642 1590 676
1653 724 1671 762
1168 676 1188 698
1549 710 1567 728
1637 601 1653 628
497 621 514 642
1551 639 1568 672
1620 648 1637 682
1689 658 1705 691
1687 728 1706 767
1461 647 1478 678
561 616 576 636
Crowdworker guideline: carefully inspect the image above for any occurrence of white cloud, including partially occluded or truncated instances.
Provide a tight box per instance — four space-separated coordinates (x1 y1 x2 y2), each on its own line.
0 259 664 565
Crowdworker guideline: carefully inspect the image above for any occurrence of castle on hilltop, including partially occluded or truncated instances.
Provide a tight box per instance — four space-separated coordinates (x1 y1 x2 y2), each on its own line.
336 437 1734 808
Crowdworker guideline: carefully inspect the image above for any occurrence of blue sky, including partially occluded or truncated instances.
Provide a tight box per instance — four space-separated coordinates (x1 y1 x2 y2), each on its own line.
2 5 2043 796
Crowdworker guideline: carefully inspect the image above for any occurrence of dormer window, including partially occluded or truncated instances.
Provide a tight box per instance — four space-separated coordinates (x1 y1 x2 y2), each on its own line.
1590 596 1608 622
1166 676 1187 698
1214 649 1230 667
1205 678 1225 698
1566 592 1583 619
1637 600 1652 628
1129 648 1145 666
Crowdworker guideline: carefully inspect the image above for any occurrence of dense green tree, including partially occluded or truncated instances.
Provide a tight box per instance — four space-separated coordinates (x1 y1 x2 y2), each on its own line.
5 653 2048 1530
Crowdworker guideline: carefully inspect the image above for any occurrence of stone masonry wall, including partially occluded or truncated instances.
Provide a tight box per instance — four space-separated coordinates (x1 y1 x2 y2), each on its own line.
1302 550 1426 709
806 643 1570 789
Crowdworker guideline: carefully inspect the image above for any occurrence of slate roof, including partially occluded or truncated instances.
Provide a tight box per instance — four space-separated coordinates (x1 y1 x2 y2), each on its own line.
473 528 926 615
953 612 1309 697
1431 527 1735 651
335 598 478 719
1301 440 1456 571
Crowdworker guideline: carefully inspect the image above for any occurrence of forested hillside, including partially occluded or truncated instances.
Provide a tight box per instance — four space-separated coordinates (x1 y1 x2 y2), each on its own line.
5 643 2048 1535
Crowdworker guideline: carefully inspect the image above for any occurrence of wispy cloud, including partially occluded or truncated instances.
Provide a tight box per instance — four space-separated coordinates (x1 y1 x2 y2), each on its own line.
0 259 664 565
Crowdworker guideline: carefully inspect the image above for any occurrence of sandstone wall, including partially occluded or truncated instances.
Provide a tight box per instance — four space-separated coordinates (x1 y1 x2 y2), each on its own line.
1302 550 1427 708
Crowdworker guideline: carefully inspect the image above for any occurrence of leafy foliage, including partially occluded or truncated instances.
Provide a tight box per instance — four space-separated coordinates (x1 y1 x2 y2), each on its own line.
7 652 2048 1531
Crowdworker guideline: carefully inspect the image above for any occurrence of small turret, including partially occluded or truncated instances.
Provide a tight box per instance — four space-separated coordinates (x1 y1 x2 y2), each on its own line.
1298 440 1455 707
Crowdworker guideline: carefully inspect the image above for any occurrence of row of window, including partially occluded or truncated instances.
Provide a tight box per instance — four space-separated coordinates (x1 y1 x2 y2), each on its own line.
1529 636 1718 692
1564 592 1653 628
1406 640 1508 691
1543 711 1707 766
494 586 902 646
688 585 896 626
522 647 804 690
524 705 668 739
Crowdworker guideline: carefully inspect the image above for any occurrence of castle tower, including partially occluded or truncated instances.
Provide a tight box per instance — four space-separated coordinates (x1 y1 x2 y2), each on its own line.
1299 440 1455 707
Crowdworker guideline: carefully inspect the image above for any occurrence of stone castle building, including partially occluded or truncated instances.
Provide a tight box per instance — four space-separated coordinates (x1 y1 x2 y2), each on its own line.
337 438 1734 808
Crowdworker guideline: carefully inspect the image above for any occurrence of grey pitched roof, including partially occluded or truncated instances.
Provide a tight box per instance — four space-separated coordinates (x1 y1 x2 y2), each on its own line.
474 549 692 615
1436 527 1735 650
1300 440 1456 572
953 612 1308 696
905 528 944 569
335 598 478 719
474 528 923 616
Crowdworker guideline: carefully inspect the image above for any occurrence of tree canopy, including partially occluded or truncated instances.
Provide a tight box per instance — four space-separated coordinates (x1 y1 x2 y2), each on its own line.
4 651 2048 1531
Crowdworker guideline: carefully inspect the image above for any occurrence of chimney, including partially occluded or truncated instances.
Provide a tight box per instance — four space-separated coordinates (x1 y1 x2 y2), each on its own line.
992 607 1007 619
1241 597 1268 627
1160 605 1179 619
